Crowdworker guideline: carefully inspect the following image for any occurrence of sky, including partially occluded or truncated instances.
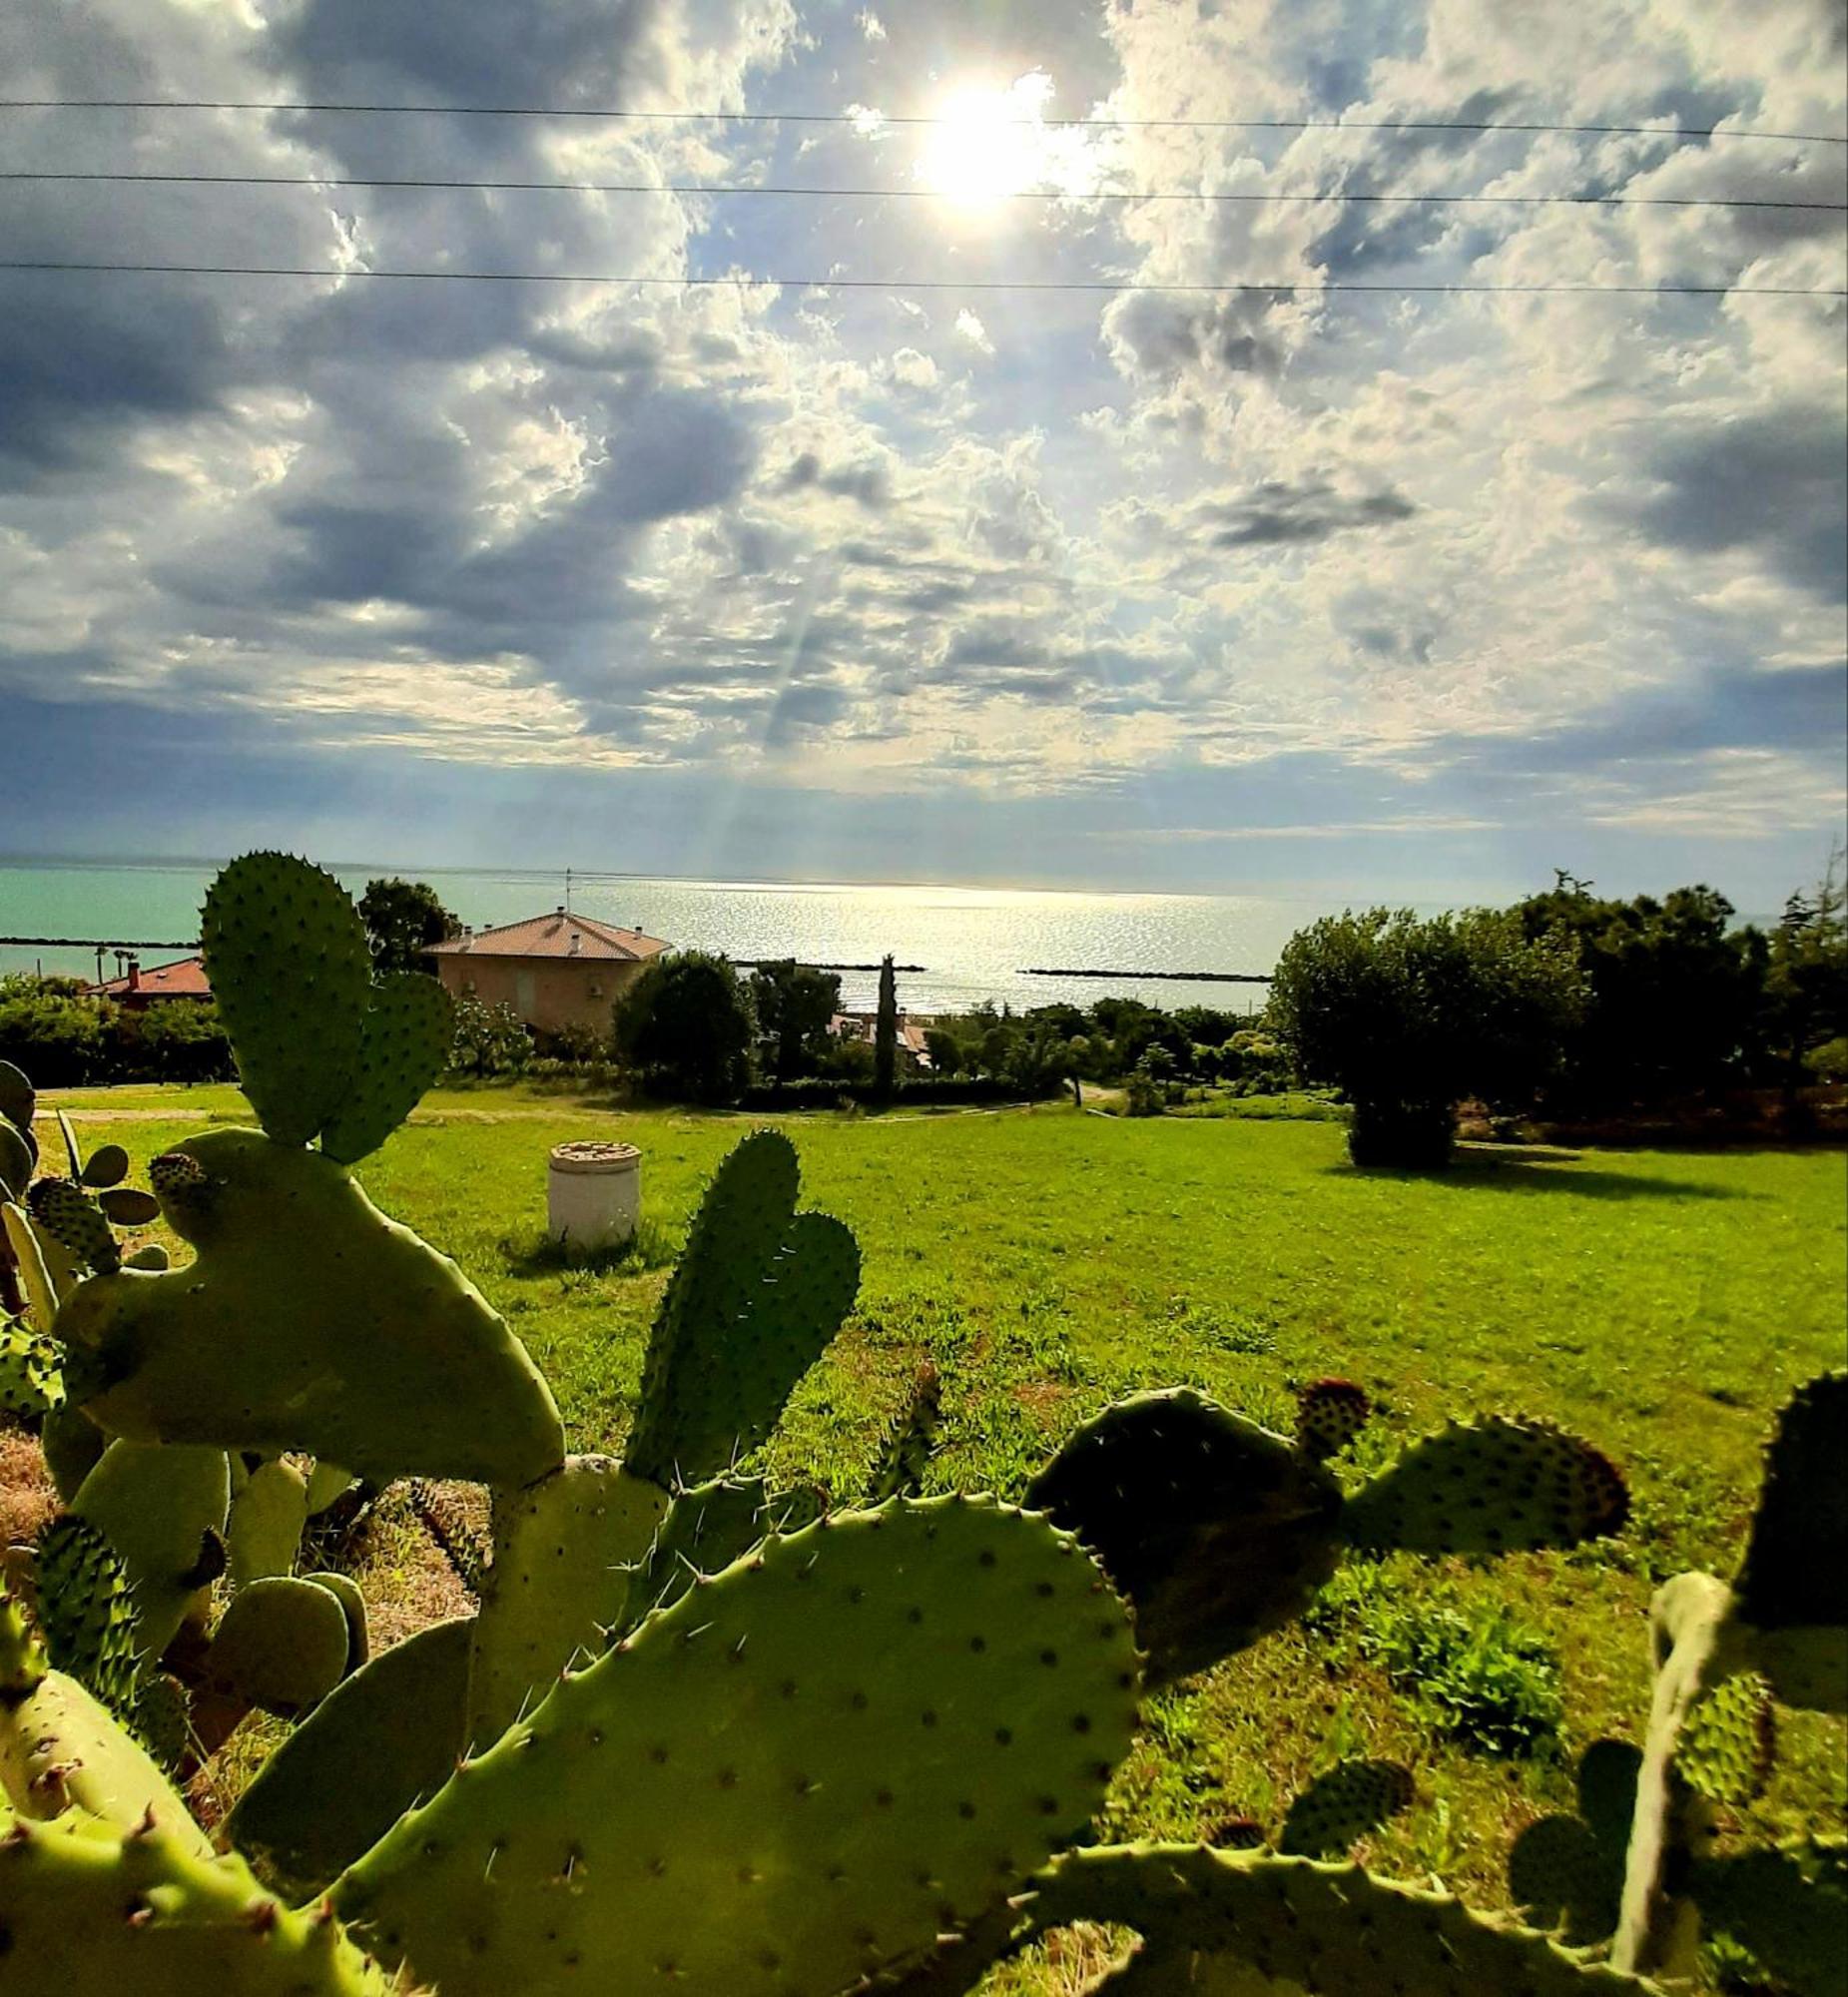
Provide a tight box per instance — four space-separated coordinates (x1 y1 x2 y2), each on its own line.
1 0 1844 909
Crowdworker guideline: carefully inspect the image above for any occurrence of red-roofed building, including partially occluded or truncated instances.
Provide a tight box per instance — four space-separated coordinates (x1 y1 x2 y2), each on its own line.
89 956 213 1009
426 909 671 1034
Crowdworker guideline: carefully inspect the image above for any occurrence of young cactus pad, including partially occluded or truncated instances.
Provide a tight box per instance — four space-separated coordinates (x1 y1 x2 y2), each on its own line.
71 1439 232 1664
1019 1844 1656 1993
625 1127 860 1489
1024 1388 1345 1684
54 1129 564 1485
0 1809 399 1997
329 1496 1141 1997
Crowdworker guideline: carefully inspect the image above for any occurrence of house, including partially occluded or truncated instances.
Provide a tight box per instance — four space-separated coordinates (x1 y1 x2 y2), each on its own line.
828 1010 935 1069
89 956 213 1009
426 909 671 1036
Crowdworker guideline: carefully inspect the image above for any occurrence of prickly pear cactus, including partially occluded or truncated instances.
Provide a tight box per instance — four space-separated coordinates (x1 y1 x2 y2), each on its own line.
1688 1836 1848 1997
228 1617 472 1900
0 1808 399 1996
330 1497 1140 1997
34 1518 143 1716
228 1458 312 1587
56 1128 563 1485
1019 1843 1657 1993
318 971 455 1166
610 1474 825 1643
71 1440 232 1664
203 1576 352 1717
0 1313 63 1418
1276 1757 1414 1858
1025 1388 1344 1684
625 1128 860 1489
200 853 374 1148
26 1177 120 1275
465 1455 670 1743
1342 1416 1630 1555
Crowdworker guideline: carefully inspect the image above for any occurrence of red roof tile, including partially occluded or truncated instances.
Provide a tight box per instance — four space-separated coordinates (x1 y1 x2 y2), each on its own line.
91 956 213 999
427 911 670 963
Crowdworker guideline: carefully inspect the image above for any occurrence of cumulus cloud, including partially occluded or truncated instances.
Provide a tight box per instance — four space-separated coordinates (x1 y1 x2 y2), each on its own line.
0 0 1842 889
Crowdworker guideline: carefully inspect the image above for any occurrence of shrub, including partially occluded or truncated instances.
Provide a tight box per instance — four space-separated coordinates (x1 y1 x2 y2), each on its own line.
611 950 755 1104
447 994 533 1077
1305 1567 1564 1757
1270 908 1582 1167
1803 1034 1848 1083
1123 1065 1165 1116
532 1019 605 1065
121 999 233 1082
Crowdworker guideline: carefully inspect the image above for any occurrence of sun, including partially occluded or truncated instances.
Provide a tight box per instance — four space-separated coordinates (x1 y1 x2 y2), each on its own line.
916 74 1056 210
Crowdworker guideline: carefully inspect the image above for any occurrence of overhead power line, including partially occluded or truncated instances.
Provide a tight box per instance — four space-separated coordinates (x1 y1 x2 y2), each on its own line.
2 99 1845 146
4 169 1842 212
3 260 1841 298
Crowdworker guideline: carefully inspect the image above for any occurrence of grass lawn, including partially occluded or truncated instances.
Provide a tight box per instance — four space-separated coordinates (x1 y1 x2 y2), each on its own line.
30 1079 1848 1976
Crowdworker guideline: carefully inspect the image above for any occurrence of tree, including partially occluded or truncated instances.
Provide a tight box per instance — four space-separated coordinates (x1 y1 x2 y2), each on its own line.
1763 851 1848 1081
874 955 899 1101
748 959 842 1081
1270 908 1582 1167
612 952 756 1104
1515 882 1766 1107
358 878 462 975
447 995 532 1078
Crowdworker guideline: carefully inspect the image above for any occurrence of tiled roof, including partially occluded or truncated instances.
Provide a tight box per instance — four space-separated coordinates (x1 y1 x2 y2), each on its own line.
91 956 213 999
427 910 670 963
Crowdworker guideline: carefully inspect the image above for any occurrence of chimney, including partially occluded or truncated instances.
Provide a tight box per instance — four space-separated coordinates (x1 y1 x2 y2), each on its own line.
126 957 141 993
569 932 582 957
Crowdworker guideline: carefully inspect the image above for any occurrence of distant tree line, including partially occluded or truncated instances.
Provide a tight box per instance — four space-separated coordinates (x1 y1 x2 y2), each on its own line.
1269 862 1848 1166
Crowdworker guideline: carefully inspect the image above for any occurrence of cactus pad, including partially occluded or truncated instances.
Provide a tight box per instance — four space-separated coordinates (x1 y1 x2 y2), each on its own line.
57 1129 564 1485
1342 1416 1629 1556
318 973 453 1165
609 1474 825 1642
1277 1757 1413 1857
868 1362 944 1502
229 1459 311 1587
1024 1843 1653 1992
0 1810 397 1995
1025 1388 1343 1683
1677 1670 1775 1805
204 1577 352 1717
98 1185 162 1227
0 1314 63 1418
626 1129 860 1489
201 853 373 1146
40 1401 106 1503
332 1496 1140 1997
3 1200 63 1333
0 1115 31 1202
78 1142 130 1189
26 1177 120 1275
1295 1377 1373 1461
1735 1371 1848 1636
303 1572 369 1672
466 1456 669 1743
228 1617 471 1900
0 1664 211 1856
35 1517 143 1716
72 1440 232 1664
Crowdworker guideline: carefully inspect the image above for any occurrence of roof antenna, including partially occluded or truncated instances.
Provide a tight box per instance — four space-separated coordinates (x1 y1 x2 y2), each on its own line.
564 866 572 914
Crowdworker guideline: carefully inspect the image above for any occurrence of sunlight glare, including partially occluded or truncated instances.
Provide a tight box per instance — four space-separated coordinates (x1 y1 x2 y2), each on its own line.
916 73 1057 209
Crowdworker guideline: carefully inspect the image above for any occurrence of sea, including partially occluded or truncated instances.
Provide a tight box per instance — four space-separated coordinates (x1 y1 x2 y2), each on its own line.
0 858 1341 1015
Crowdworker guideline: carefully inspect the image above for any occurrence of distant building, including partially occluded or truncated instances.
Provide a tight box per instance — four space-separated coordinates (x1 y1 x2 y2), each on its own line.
426 909 671 1035
89 956 212 1008
829 1010 934 1069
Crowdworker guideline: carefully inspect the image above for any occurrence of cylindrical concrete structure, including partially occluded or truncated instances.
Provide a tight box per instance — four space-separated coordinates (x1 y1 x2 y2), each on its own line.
546 1140 641 1253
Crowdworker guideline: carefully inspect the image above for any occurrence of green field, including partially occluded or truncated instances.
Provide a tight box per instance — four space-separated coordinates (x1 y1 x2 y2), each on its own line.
34 1079 1848 1966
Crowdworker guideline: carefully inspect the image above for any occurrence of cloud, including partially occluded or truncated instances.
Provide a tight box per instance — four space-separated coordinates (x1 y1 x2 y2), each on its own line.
0 0 1841 904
